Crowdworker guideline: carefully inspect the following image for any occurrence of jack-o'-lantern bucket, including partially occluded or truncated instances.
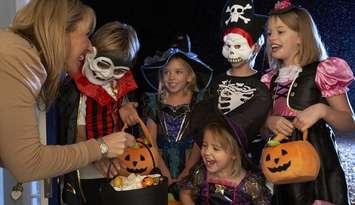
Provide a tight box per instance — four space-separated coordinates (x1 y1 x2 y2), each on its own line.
117 139 157 176
101 117 168 205
260 130 320 184
117 118 160 176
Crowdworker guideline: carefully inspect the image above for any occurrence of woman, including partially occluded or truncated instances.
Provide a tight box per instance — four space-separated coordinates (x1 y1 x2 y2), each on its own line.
0 0 135 182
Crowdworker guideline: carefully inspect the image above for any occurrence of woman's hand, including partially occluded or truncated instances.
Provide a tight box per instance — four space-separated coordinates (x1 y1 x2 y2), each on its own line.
266 115 294 136
119 102 139 126
102 131 135 158
293 103 326 131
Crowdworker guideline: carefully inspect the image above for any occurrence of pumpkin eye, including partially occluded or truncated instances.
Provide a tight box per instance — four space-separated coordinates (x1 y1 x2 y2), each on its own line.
140 155 145 161
281 149 288 155
125 155 130 161
266 154 271 161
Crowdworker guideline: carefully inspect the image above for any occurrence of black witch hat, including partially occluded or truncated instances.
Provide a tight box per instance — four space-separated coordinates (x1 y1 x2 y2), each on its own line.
221 0 267 46
141 34 213 92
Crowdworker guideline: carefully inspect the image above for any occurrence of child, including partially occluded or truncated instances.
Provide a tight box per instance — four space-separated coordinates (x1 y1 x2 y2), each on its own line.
58 21 140 205
190 0 272 164
180 111 271 205
261 1 355 204
141 44 213 201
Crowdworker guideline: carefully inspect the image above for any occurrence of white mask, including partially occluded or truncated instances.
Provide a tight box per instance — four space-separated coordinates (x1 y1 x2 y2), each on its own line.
222 33 253 64
83 47 130 85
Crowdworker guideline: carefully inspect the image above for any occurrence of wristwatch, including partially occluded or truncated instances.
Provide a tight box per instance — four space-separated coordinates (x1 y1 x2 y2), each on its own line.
97 138 109 156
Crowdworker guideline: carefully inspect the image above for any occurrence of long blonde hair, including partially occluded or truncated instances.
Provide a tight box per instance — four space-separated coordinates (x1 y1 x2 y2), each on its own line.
267 7 328 69
11 0 96 107
91 21 140 67
158 56 198 102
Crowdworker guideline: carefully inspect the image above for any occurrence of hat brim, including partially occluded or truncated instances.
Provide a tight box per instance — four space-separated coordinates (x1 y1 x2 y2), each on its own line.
141 48 213 92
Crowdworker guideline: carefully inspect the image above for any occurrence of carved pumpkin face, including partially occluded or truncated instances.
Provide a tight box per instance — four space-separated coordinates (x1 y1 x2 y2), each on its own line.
117 140 156 176
260 140 320 184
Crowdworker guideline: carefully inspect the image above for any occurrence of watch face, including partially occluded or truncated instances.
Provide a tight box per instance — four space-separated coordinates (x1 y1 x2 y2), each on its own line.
100 142 109 155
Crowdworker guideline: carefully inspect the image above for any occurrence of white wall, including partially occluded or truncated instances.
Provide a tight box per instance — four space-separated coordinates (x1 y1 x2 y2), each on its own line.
0 0 29 28
0 0 16 28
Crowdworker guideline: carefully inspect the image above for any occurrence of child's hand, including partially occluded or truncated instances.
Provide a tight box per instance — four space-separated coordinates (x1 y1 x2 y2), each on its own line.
177 168 190 182
293 103 326 131
119 102 139 126
168 177 178 186
266 115 294 136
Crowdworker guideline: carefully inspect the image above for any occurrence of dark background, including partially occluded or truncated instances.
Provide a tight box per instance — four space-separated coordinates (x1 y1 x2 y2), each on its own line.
84 0 354 105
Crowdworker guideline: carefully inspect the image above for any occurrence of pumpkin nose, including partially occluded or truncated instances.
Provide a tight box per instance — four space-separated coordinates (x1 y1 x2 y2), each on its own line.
274 158 279 164
133 161 138 166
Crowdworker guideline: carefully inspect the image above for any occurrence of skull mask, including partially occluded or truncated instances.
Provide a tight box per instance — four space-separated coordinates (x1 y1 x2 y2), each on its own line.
222 33 253 65
83 47 130 86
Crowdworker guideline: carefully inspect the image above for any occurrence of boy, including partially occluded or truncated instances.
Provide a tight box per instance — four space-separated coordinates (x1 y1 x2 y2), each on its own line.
191 0 272 164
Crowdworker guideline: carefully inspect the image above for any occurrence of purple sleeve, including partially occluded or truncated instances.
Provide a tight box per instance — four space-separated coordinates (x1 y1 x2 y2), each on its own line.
315 57 354 97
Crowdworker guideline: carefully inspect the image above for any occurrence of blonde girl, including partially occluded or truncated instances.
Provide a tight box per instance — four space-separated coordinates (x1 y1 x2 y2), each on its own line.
261 1 354 204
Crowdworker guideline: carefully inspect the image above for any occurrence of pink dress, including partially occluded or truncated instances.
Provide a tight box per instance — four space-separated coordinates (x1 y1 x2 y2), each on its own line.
261 57 353 205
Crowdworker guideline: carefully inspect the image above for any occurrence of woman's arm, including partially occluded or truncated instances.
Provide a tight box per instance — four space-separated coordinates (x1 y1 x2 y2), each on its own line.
0 44 102 182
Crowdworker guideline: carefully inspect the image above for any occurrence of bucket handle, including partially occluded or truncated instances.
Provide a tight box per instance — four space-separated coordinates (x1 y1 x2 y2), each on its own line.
272 129 309 142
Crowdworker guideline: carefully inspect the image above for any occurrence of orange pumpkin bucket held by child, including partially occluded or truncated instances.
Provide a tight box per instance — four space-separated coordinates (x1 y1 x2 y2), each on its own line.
260 130 320 184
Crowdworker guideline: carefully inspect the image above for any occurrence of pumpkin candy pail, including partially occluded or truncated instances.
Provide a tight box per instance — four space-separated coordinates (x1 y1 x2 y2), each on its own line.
117 118 160 176
101 117 168 205
117 139 156 176
260 130 320 184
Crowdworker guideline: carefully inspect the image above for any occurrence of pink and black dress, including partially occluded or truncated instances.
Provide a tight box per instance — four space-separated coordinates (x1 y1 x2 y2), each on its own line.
261 57 353 205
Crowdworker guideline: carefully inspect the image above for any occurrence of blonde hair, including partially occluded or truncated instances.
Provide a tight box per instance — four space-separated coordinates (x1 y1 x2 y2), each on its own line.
267 7 328 68
158 56 198 101
11 0 96 107
91 21 140 67
203 122 243 177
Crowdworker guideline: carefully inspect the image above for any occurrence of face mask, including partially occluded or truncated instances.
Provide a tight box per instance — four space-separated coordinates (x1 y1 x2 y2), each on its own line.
222 33 253 64
83 47 130 85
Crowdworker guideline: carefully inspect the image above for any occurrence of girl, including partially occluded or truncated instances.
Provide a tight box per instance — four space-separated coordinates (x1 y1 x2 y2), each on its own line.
261 1 355 204
180 111 271 205
142 46 213 201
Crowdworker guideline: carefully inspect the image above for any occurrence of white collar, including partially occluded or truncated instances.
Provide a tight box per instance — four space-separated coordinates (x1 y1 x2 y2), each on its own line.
275 65 302 83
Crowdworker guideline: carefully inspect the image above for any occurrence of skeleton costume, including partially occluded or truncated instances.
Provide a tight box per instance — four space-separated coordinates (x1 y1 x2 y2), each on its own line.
209 72 271 143
191 0 271 164
260 1 354 204
141 46 213 199
180 110 271 205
